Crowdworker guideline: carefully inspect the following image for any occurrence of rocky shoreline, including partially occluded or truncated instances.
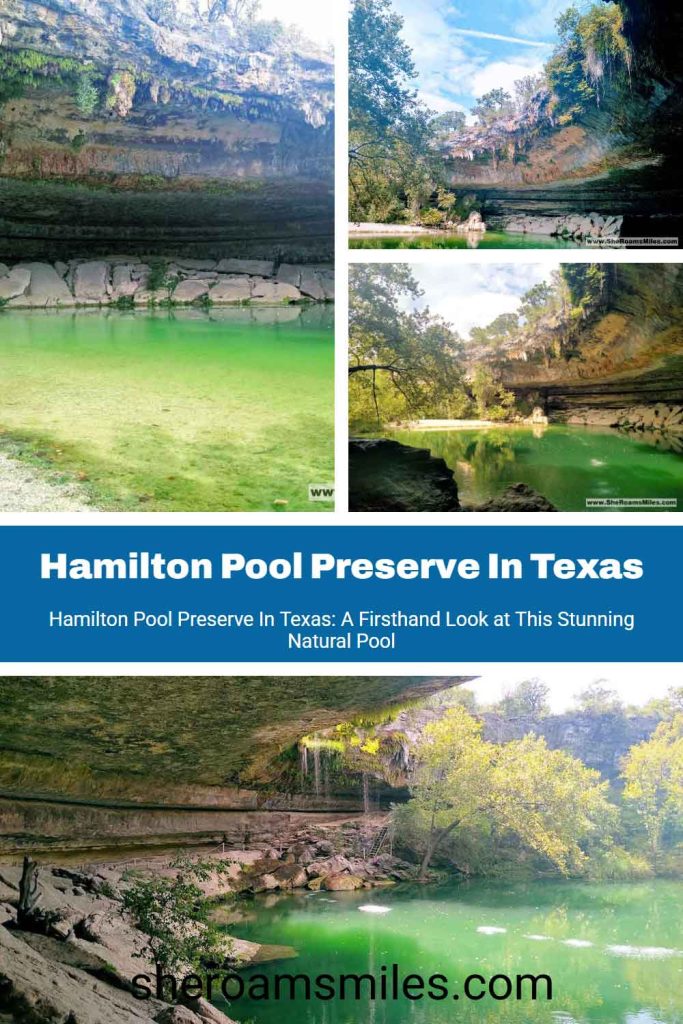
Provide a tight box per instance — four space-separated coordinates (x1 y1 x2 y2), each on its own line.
0 259 334 309
0 818 410 1023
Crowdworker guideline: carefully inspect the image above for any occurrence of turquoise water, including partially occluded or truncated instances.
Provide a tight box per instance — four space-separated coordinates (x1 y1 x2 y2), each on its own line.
349 232 576 250
223 879 683 1024
387 425 683 512
0 307 334 511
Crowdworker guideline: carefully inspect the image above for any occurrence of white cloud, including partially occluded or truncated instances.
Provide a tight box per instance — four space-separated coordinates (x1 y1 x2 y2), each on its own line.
452 28 552 48
407 264 550 337
258 0 335 48
470 55 546 97
421 92 468 114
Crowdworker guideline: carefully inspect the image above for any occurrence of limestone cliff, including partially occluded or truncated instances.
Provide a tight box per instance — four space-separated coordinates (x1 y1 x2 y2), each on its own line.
0 0 334 260
475 265 683 424
0 676 467 852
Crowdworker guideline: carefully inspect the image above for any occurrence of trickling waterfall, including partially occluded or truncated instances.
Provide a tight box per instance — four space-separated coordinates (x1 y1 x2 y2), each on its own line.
313 746 321 797
299 744 308 792
363 772 370 814
323 752 330 800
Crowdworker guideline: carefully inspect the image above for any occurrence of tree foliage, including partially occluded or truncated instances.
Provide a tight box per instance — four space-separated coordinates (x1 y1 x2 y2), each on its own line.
398 707 612 878
622 715 683 863
348 0 442 223
493 679 551 722
348 264 467 427
121 857 233 975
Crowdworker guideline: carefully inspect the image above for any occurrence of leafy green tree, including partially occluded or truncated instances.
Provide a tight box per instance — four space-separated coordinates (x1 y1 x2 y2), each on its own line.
643 687 683 721
431 110 467 137
75 73 99 116
348 0 440 222
472 89 514 126
546 2 630 123
348 264 467 426
622 715 683 864
399 707 612 878
470 365 515 420
573 682 624 714
494 679 551 722
121 857 233 975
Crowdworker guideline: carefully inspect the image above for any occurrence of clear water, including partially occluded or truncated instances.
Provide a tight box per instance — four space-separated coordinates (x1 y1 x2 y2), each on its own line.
387 425 683 512
222 879 683 1024
0 306 334 511
349 232 577 250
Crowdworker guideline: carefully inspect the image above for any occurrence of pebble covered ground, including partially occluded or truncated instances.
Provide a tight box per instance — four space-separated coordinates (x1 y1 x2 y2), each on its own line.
0 452 92 512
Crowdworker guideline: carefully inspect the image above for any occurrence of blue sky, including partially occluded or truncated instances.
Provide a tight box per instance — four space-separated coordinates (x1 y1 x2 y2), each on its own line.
391 0 570 116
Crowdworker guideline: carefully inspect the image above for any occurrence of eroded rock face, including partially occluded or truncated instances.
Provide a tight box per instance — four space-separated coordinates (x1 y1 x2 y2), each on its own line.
349 438 460 513
0 0 334 260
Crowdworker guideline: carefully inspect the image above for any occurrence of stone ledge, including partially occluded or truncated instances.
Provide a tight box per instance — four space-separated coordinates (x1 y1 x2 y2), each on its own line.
0 259 335 309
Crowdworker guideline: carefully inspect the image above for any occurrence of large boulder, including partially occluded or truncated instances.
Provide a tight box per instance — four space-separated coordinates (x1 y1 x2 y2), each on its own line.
73 261 109 302
111 264 141 299
250 279 302 304
0 266 31 300
0 924 157 1023
349 437 460 512
272 864 309 889
173 280 209 303
7 263 75 307
210 277 252 303
322 874 365 891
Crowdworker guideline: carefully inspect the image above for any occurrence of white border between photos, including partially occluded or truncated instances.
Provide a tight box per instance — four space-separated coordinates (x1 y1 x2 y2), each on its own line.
0 0 681 673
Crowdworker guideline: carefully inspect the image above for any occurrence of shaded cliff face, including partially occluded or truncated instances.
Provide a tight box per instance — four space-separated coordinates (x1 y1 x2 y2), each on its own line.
480 265 683 416
0 0 334 260
0 675 468 853
0 676 466 801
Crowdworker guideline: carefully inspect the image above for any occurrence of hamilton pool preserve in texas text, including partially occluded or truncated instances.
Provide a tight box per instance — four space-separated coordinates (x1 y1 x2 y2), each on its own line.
40 552 645 581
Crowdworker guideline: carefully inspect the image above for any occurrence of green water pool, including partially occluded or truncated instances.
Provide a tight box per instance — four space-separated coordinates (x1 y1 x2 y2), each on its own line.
224 878 683 1024
0 306 334 511
349 232 577 250
386 425 683 512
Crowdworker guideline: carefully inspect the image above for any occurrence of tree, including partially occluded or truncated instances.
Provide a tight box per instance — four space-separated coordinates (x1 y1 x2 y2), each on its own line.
472 89 514 126
349 0 421 140
495 679 551 722
348 264 467 426
431 110 467 137
121 858 233 975
514 74 545 112
643 687 683 721
348 0 440 223
519 281 554 323
574 682 624 714
545 2 630 123
470 365 515 420
622 715 683 864
399 707 611 878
